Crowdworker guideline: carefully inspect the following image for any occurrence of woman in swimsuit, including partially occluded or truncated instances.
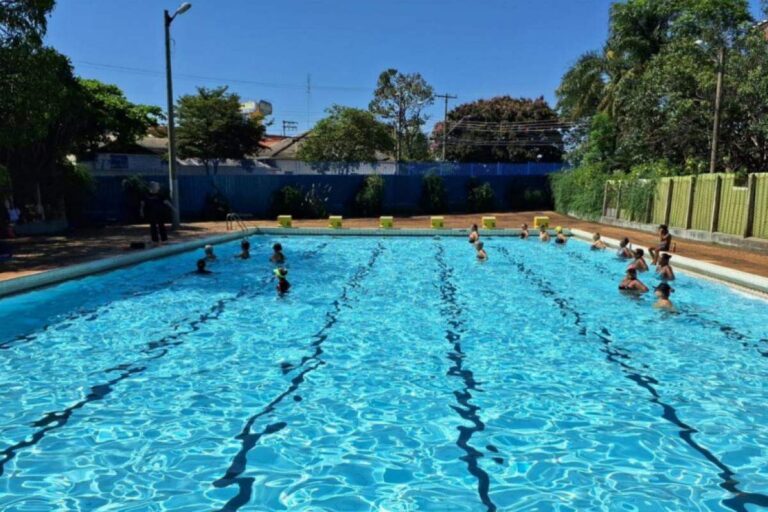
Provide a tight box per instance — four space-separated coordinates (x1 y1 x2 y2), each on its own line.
618 268 649 293
629 248 648 272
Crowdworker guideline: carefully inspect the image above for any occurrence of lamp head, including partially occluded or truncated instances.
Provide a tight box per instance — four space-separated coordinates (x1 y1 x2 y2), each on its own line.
175 2 192 16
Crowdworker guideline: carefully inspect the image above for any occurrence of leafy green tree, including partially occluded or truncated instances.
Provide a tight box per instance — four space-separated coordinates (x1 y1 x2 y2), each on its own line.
369 69 434 161
176 86 265 174
298 105 394 174
0 0 54 46
435 96 563 163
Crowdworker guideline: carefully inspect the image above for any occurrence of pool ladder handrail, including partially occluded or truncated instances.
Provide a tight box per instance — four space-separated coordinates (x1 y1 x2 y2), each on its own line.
225 212 251 234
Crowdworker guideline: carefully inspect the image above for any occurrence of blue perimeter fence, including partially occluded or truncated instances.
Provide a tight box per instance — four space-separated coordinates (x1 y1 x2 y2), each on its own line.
83 163 566 222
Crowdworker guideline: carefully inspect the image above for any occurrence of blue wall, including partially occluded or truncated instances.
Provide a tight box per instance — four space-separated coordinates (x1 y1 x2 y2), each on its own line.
85 172 557 222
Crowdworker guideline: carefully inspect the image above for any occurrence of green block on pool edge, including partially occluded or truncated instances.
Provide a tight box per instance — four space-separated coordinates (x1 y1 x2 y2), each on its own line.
482 216 496 229
329 216 343 228
277 215 292 228
380 216 394 229
431 216 445 229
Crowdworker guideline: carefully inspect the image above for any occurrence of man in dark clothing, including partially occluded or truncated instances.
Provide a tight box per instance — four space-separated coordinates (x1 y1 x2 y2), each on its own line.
139 182 175 245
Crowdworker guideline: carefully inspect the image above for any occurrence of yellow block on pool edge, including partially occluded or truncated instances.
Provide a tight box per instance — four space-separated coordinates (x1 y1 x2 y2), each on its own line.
277 215 292 228
431 216 445 229
482 216 496 229
533 216 550 228
379 216 394 229
328 216 343 228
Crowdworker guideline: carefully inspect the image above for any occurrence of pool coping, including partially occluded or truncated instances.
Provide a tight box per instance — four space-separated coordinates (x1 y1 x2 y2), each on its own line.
2 226 766 298
569 228 768 297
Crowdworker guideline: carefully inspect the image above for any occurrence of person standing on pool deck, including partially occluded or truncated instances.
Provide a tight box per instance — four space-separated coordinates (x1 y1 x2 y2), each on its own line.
618 268 649 293
140 182 175 246
649 224 672 265
653 282 675 310
468 224 480 244
270 243 285 264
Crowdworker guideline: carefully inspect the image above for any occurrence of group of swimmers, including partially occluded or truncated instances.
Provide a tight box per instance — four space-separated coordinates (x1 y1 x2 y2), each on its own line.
592 224 676 310
195 241 291 294
471 221 677 310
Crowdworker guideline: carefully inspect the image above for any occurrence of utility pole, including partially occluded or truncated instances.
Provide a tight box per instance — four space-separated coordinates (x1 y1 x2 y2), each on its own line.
435 93 457 161
709 46 725 174
282 120 298 136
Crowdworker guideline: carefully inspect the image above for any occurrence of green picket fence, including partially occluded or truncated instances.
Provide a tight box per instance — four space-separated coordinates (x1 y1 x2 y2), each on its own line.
605 172 768 240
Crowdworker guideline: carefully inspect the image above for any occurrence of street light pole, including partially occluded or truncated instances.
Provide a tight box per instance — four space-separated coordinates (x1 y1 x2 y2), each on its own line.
709 46 725 174
164 3 191 229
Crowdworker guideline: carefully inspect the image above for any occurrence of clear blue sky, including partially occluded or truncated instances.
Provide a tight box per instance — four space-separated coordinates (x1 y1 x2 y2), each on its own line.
46 0 764 135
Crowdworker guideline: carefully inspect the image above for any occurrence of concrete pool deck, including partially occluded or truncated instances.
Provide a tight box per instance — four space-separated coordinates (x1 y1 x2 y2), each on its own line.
1 211 768 292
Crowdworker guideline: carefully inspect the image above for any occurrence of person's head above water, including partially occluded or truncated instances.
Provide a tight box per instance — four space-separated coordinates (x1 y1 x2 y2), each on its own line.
659 253 672 265
555 226 563 234
196 258 207 272
634 248 644 258
204 244 214 256
593 233 601 241
273 243 282 252
471 224 478 231
241 239 250 251
655 282 673 299
521 223 528 229
620 237 630 248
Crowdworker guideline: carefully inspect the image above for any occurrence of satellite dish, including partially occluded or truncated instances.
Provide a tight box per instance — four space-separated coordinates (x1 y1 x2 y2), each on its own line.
258 100 273 116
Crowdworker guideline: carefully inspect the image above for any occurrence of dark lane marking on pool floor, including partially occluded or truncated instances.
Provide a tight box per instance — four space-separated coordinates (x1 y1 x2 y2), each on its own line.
565 248 766 356
212 242 384 512
435 242 497 512
0 244 329 478
498 246 768 512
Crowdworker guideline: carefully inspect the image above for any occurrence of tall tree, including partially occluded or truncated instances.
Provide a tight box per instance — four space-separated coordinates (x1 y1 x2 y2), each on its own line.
369 69 434 161
176 86 265 175
297 105 394 174
0 0 54 46
435 96 563 163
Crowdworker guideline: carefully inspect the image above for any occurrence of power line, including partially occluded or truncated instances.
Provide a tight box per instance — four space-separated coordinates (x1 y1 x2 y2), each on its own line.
435 93 458 161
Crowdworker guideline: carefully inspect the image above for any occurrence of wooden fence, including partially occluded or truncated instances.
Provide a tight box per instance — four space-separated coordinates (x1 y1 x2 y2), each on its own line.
603 173 768 239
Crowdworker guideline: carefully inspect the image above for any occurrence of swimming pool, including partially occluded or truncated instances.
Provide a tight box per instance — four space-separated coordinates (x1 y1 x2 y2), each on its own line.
1 235 767 511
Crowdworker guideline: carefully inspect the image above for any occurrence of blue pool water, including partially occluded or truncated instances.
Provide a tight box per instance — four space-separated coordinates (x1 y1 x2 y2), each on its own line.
1 235 767 511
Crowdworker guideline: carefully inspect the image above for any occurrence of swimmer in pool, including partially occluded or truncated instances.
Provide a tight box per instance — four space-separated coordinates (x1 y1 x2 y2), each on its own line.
468 224 480 244
653 282 675 310
475 241 488 261
618 268 648 293
274 267 290 294
270 243 285 264
195 258 212 274
237 239 250 259
203 244 217 262
520 223 529 239
591 233 607 250
617 237 633 259
656 253 675 281
629 248 649 272
554 226 567 245
539 225 550 242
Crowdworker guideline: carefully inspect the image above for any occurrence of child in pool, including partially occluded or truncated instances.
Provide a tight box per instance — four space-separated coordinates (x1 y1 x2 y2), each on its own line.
653 282 675 310
195 258 212 274
274 267 290 294
520 223 529 239
270 243 285 264
539 225 550 242
554 226 567 244
591 233 607 250
475 241 488 261
238 239 250 259
203 244 217 262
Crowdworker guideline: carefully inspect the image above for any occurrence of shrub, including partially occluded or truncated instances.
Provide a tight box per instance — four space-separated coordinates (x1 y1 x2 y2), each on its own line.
202 190 231 220
420 173 446 213
466 179 495 212
271 185 303 217
355 175 385 216
271 184 331 219
549 163 610 219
